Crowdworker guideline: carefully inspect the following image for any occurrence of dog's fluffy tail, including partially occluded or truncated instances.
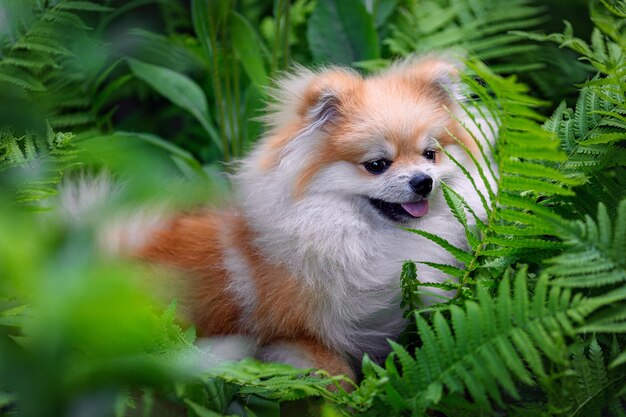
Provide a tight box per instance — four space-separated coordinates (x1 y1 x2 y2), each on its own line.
57 172 169 255
58 171 119 221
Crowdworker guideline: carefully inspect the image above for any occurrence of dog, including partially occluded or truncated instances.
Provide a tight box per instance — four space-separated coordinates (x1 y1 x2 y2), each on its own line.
68 56 494 382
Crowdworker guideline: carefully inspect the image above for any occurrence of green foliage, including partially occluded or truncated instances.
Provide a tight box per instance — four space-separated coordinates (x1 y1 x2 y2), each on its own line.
552 337 626 417
307 0 380 65
385 1 626 414
371 268 620 414
546 201 626 288
403 60 585 302
0 0 111 131
127 58 222 153
1 0 625 416
385 0 546 72
0 125 77 209
527 16 626 217
230 10 270 87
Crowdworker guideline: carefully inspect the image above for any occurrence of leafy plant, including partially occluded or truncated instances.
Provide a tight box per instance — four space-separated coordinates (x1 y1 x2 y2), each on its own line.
1 0 626 416
370 268 626 414
0 0 112 131
404 58 583 302
307 0 380 65
0 125 77 209
385 0 547 73
382 1 626 414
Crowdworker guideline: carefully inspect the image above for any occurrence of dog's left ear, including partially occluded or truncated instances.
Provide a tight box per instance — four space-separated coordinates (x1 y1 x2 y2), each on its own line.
395 56 465 102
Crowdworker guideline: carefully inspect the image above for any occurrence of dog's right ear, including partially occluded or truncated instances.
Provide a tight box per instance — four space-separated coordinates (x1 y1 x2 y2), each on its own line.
264 67 362 134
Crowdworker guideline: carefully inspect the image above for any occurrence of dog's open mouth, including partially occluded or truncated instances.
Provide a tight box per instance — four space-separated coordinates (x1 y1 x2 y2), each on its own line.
369 198 429 222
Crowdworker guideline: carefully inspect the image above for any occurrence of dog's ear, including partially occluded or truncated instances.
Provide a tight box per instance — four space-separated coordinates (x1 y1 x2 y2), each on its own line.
299 69 361 130
393 55 465 102
265 67 362 133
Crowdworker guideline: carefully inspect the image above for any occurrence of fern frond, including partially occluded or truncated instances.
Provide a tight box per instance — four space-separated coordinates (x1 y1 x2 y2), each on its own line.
551 84 626 176
516 14 625 220
385 0 545 72
545 201 626 288
0 125 77 209
0 67 46 91
205 359 345 402
0 0 110 132
546 337 626 417
42 9 91 30
513 25 625 77
49 112 95 128
0 54 61 71
405 60 584 302
404 228 473 264
55 1 113 12
374 268 614 414
13 37 73 56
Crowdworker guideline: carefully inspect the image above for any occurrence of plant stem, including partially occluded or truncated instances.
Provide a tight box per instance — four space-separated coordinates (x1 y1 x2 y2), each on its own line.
272 0 285 74
222 12 236 160
282 0 290 68
208 2 230 162
233 50 241 157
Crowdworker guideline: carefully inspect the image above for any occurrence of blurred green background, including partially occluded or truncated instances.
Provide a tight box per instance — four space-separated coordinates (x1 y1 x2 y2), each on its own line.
0 0 595 172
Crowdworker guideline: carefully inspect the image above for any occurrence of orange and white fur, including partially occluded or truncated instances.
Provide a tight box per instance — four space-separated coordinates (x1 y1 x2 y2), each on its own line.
66 57 494 381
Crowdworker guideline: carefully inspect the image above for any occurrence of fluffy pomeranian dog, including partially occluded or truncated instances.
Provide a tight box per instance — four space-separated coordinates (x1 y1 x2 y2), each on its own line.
82 56 493 381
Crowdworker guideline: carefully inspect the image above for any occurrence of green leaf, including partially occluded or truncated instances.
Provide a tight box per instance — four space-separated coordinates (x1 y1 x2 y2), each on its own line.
307 0 380 65
184 400 225 417
0 70 46 92
361 0 399 28
389 340 420 390
242 395 280 417
126 59 222 152
417 262 466 279
403 228 473 264
114 131 205 179
55 1 113 12
190 7 209 52
230 11 269 87
0 392 15 408
610 350 626 368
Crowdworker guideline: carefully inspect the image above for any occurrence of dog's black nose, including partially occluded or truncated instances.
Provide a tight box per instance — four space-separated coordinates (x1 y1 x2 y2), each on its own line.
409 174 433 196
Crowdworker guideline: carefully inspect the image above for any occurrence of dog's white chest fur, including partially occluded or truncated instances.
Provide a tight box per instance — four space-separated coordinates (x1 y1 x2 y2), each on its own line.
235 141 484 361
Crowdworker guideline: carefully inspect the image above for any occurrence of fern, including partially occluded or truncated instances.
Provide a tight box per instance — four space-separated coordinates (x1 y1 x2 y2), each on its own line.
139 359 354 417
404 8 625 298
547 85 625 165
543 200 626 288
403 60 585 305
366 267 625 415
521 17 626 216
512 24 625 77
386 3 626 414
0 1 118 206
209 360 342 401
546 337 626 417
0 125 77 209
1 1 625 416
154 300 196 352
0 0 111 130
385 0 546 73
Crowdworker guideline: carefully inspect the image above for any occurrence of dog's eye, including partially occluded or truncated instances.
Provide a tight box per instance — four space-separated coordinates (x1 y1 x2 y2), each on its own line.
423 150 436 161
364 159 391 174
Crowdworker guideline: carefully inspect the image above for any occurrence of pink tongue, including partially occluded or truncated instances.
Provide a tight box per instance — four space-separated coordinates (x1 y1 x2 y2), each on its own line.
400 200 429 218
